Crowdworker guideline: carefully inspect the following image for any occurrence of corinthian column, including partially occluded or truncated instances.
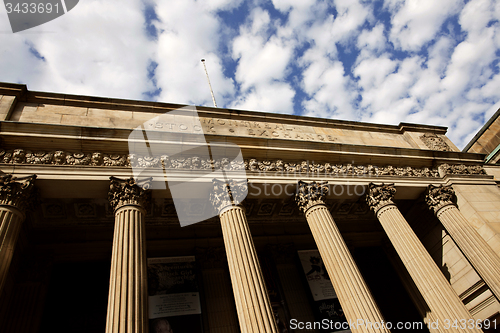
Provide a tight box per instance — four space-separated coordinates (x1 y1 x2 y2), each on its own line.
367 183 482 333
0 174 36 295
295 181 389 333
210 179 278 333
426 184 500 302
106 177 151 333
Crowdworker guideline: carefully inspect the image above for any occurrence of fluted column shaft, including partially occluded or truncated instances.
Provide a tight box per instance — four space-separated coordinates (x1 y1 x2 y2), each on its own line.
220 206 278 333
210 179 278 333
106 177 151 333
0 174 36 295
426 185 500 302
368 183 482 333
0 206 24 293
296 181 389 333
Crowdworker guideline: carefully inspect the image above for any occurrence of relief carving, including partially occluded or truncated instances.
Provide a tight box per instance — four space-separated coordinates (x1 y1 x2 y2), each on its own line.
209 179 248 214
420 133 453 151
245 158 440 178
439 164 486 175
295 180 329 213
366 183 396 213
0 174 37 211
425 184 456 213
0 148 487 181
108 176 152 212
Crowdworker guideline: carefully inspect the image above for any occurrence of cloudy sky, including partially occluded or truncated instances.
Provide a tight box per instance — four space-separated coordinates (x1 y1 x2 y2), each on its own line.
1 0 499 149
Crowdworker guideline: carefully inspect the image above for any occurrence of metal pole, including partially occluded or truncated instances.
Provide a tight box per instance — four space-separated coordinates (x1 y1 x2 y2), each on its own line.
201 59 217 108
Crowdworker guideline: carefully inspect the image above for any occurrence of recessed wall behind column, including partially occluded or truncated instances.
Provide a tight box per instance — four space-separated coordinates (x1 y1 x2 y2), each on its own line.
452 183 500 256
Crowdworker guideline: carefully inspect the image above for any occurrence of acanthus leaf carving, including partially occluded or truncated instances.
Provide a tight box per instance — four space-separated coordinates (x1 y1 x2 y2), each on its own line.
108 176 152 212
0 174 37 212
425 184 456 213
366 183 396 213
295 180 329 213
209 178 248 214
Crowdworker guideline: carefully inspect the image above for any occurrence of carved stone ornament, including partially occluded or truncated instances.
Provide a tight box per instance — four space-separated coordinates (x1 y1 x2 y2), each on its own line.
108 176 152 212
2 148 488 180
0 174 37 212
209 178 248 214
420 133 453 151
439 164 486 176
366 183 396 213
246 158 441 178
0 149 129 167
295 180 329 213
425 184 456 213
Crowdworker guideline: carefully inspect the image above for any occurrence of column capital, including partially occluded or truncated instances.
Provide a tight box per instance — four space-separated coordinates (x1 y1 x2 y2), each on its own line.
108 176 151 212
425 184 456 214
295 180 328 213
0 174 37 212
209 178 247 215
366 183 396 213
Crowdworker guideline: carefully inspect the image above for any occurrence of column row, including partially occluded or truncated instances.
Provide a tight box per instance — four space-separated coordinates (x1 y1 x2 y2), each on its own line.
1 175 499 333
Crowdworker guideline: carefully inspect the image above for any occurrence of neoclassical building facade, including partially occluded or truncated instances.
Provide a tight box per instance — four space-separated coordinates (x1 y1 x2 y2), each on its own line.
0 82 499 333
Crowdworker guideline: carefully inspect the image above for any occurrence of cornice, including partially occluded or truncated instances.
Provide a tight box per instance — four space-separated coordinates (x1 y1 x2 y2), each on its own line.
0 82 449 135
0 121 486 165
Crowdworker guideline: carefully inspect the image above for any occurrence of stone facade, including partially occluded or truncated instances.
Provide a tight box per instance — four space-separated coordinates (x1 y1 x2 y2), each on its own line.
1 82 500 333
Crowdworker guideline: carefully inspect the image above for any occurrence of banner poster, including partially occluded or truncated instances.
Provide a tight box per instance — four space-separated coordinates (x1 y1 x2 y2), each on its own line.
298 250 350 333
147 256 203 333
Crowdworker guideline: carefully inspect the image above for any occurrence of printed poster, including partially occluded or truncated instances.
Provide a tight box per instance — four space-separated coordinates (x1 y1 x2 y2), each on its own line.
298 250 349 332
147 256 203 333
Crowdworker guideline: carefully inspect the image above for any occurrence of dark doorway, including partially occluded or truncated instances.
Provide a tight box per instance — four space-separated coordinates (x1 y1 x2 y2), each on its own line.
39 261 110 333
353 246 429 332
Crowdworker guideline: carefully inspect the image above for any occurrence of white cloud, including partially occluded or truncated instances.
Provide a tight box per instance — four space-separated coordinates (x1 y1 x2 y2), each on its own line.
0 0 498 150
357 24 387 54
387 0 463 51
354 55 397 91
230 81 295 113
301 58 356 120
232 9 293 90
153 0 236 106
0 0 155 99
229 7 295 112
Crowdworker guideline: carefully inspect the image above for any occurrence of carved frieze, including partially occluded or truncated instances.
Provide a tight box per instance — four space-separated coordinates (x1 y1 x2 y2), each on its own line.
108 177 152 212
245 158 441 178
295 181 329 213
74 203 97 218
209 179 248 214
1 148 488 180
425 184 456 213
0 149 129 167
420 133 453 151
41 203 66 218
439 164 486 176
366 183 396 213
0 174 37 211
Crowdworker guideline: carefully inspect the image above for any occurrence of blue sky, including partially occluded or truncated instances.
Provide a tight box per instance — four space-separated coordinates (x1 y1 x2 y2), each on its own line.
1 0 499 149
